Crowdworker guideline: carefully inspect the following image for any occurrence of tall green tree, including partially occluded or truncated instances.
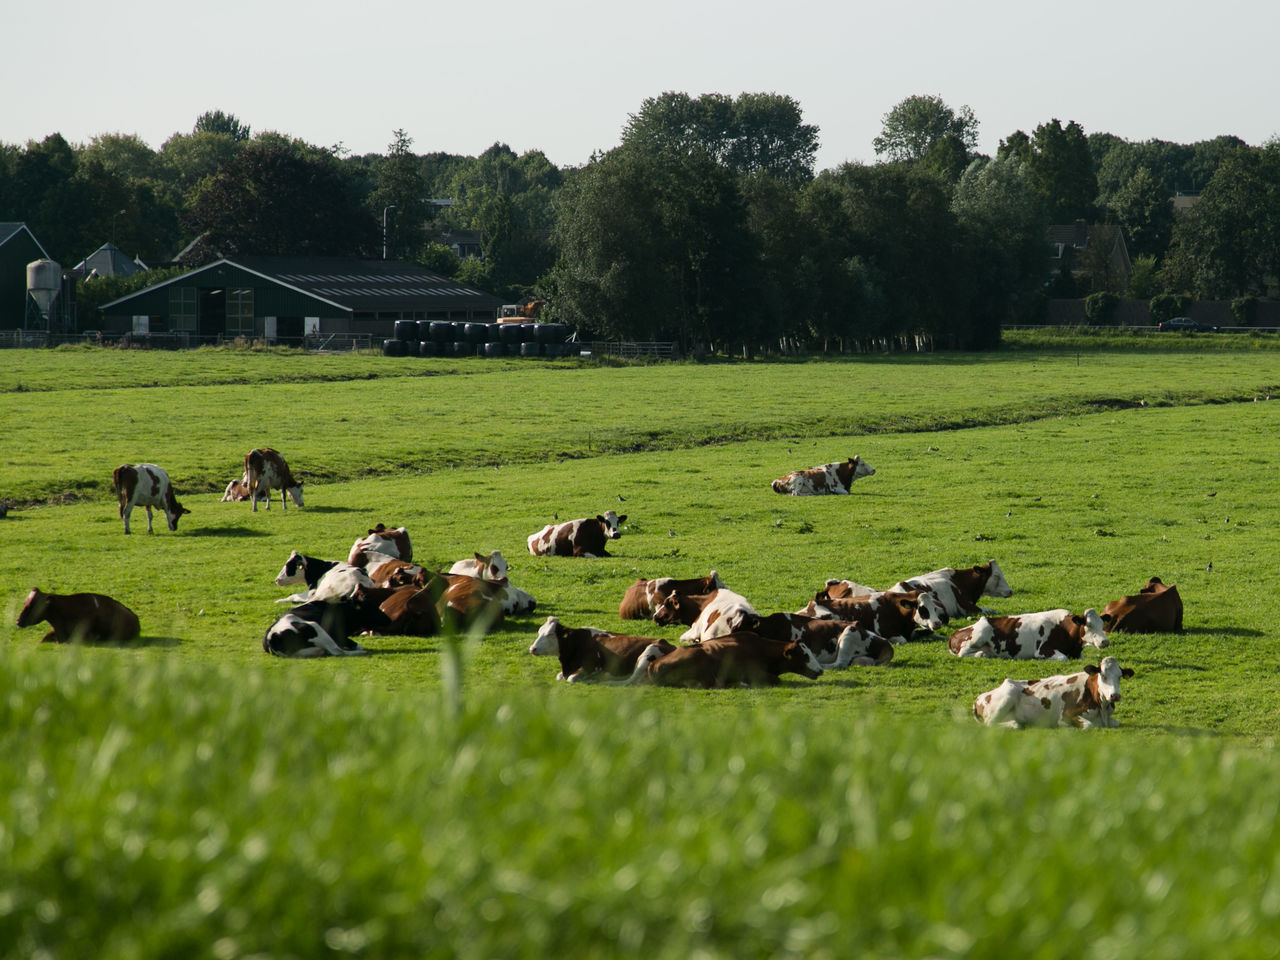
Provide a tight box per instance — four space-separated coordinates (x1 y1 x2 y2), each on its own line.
623 91 818 183
1109 166 1174 261
367 129 428 260
1000 119 1096 223
194 110 251 142
184 139 377 261
873 94 978 178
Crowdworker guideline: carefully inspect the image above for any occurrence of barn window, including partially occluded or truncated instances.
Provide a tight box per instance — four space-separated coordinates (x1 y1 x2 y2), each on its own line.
227 288 254 336
169 287 197 331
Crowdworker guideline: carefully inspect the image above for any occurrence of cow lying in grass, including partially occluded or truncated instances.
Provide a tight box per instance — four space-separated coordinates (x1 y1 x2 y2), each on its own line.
17 588 141 644
973 657 1135 728
529 616 676 682
771 457 875 495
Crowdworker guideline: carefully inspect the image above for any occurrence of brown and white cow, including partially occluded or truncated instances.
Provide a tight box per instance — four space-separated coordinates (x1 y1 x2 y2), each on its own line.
771 456 875 496
244 448 304 512
796 590 940 643
629 632 824 688
889 561 1013 619
652 588 757 643
619 571 725 619
949 608 1109 660
112 463 190 534
1101 577 1183 633
220 475 267 503
446 550 536 615
17 587 141 644
973 657 1135 728
527 511 625 558
801 586 948 636
348 524 412 565
529 616 677 682
438 574 507 633
742 612 894 667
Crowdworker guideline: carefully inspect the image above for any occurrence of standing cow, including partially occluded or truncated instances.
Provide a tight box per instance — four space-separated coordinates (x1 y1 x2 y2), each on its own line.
245 448 304 512
112 463 189 534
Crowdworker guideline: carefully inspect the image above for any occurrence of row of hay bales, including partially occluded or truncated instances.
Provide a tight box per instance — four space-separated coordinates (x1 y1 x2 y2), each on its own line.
382 320 575 358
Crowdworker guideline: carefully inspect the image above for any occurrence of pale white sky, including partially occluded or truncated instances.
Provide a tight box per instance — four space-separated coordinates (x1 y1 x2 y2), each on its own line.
5 0 1276 172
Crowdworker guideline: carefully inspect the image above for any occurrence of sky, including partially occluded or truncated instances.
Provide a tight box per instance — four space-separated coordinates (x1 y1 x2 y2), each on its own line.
5 0 1277 173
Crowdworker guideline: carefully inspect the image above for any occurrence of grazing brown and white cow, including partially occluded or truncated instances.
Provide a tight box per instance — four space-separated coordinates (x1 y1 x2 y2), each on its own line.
527 511 626 558
742 612 894 668
652 588 757 643
973 657 1135 728
949 608 1109 660
112 463 189 534
244 448 304 512
629 632 824 688
1101 577 1183 633
771 456 875 496
348 524 412 565
619 571 725 620
17 588 141 644
889 561 1013 619
529 616 677 682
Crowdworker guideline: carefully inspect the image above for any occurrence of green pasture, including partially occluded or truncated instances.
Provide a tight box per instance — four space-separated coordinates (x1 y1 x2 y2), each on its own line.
3 340 1280 957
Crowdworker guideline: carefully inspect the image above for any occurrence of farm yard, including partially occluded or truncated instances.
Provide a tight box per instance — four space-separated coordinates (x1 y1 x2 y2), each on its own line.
4 335 1280 958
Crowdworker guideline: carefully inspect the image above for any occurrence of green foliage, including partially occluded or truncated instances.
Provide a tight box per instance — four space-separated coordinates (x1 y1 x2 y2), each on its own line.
1110 166 1174 259
1000 119 1097 223
75 266 187 325
1083 290 1119 324
1231 295 1259 326
418 241 461 277
873 94 977 172
194 109 251 142
1126 254 1160 299
1149 292 1192 325
367 129 428 261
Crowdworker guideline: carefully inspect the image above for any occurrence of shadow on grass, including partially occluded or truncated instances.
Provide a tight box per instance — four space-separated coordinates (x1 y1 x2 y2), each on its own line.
1177 626 1265 639
186 525 273 538
295 505 361 515
135 635 183 648
369 646 439 655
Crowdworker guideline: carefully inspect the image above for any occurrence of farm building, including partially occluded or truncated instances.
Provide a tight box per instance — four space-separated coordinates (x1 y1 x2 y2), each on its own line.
98 255 504 344
0 222 53 328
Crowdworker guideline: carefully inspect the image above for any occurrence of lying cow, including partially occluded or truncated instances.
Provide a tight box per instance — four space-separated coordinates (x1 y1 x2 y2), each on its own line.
17 587 140 644
112 463 190 534
365 556 426 589
630 632 824 687
652 588 757 642
742 612 893 667
244 448 304 512
447 551 536 615
771 456 875 496
274 550 375 604
1101 577 1183 633
973 657 1135 728
374 583 443 636
949 608 1109 659
890 560 1013 619
263 591 393 657
527 511 625 558
619 571 724 620
529 616 677 682
348 524 412 565
220 476 267 503
796 590 941 643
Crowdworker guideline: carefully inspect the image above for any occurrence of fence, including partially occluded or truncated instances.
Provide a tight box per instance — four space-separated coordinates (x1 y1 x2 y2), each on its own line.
575 341 678 359
0 330 372 351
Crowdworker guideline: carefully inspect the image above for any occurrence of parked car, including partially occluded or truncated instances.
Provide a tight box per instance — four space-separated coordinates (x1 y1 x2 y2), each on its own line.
1158 316 1216 332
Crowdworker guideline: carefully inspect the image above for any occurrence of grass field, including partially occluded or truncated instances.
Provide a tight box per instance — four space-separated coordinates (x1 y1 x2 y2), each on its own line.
4 337 1280 957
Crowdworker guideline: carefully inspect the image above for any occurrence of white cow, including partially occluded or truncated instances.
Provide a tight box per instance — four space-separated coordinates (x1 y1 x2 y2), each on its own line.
973 657 1135 728
949 609 1109 660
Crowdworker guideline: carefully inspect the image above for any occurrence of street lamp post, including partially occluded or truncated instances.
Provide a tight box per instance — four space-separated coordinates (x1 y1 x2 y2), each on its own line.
112 208 126 247
382 204 396 260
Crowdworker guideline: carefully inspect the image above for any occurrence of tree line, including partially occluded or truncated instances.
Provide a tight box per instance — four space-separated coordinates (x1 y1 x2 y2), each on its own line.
2 98 1276 351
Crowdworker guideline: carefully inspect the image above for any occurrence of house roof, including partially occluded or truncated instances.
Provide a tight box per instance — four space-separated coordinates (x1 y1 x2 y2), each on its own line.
0 222 51 260
75 242 147 278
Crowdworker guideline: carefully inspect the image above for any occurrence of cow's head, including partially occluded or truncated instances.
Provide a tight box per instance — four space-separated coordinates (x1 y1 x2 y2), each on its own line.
165 505 191 532
597 510 625 539
274 551 308 587
784 642 824 679
285 482 304 508
529 616 563 656
1088 656 1134 703
475 551 509 583
1074 608 1110 648
849 456 875 479
652 593 686 626
904 589 948 632
981 560 1013 599
16 588 48 627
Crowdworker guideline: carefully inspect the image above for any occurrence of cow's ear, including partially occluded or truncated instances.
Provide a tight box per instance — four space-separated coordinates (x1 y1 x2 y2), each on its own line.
1122 668 1135 678
1072 614 1086 626
1084 664 1100 674
1100 612 1114 626
474 552 485 563
596 515 606 523
618 515 627 524
182 506 192 515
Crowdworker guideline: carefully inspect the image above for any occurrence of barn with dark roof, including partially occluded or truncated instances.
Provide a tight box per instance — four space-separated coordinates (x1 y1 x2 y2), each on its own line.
99 255 503 343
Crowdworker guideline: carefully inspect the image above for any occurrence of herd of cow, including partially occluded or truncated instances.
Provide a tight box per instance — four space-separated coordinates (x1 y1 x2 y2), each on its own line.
13 452 1185 730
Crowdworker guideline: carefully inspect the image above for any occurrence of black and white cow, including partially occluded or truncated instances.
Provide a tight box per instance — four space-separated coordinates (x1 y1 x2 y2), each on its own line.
274 550 375 604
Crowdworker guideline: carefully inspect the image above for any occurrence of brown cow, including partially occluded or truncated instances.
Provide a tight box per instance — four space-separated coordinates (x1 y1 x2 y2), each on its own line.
528 616 677 682
630 631 824 688
1101 577 1183 633
17 588 140 644
796 590 929 643
741 612 894 667
348 524 412 565
619 571 724 619
245 448 304 512
112 463 189 534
